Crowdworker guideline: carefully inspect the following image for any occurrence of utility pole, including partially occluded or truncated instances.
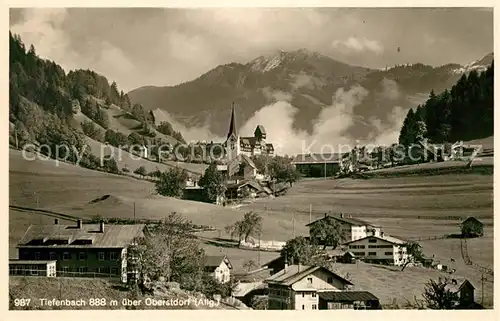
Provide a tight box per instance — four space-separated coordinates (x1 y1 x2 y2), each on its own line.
292 211 295 237
309 204 312 224
258 230 261 266
481 274 484 305
133 202 136 220
324 162 327 180
15 128 19 149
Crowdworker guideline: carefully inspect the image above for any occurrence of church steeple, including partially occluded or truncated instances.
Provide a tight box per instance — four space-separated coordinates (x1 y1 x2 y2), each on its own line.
227 102 237 139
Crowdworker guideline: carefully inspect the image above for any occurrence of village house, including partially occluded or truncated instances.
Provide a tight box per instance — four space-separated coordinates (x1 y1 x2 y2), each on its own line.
265 264 353 310
460 217 484 237
15 219 145 283
203 255 233 284
342 233 409 266
445 278 478 308
306 213 382 242
291 153 344 178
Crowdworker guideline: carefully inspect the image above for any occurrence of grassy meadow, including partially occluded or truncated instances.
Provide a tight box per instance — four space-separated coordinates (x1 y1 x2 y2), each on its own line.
8 146 494 307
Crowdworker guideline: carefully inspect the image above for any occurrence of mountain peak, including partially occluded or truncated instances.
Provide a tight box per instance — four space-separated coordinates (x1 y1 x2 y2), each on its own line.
249 48 328 72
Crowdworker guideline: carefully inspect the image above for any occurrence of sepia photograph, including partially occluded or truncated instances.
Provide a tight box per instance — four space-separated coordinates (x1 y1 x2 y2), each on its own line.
7 6 494 311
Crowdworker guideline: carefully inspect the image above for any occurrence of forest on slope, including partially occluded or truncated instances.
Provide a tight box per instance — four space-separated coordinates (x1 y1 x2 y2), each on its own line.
398 63 493 147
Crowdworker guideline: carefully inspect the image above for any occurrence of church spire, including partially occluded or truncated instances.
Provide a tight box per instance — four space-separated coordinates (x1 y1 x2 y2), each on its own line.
227 102 237 139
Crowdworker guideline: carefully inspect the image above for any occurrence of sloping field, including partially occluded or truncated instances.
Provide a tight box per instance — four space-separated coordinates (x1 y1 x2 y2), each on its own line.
9 149 292 255
331 261 494 308
84 137 207 176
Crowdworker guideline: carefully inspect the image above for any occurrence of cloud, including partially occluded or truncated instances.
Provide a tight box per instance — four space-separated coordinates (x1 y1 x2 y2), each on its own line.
379 78 400 100
332 37 384 55
367 106 408 147
10 8 136 91
237 85 369 155
290 72 315 90
261 88 293 102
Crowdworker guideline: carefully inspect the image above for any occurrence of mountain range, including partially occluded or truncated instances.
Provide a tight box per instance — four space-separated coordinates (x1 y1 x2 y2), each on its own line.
128 49 493 150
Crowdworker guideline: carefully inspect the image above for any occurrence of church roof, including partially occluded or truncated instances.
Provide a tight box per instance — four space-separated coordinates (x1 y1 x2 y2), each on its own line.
227 103 237 139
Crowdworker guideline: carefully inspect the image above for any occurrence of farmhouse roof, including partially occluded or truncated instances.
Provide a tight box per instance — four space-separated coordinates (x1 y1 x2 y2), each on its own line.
462 217 483 226
262 255 285 268
306 213 373 227
203 255 233 270
266 143 274 151
318 291 379 302
342 234 406 246
240 154 257 169
445 278 475 293
17 223 145 249
291 153 344 164
264 265 353 287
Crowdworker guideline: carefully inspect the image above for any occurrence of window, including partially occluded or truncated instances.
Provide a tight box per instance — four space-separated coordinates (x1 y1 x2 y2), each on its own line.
78 266 87 273
79 252 86 261
62 266 69 274
49 252 56 260
111 267 118 275
31 265 38 275
354 252 365 256
110 252 118 260
98 267 110 274
368 239 377 243
307 277 313 284
385 252 393 256
312 293 317 298
327 277 333 284
34 252 41 260
368 252 376 256
98 252 105 261
63 252 70 260
302 305 305 310
302 293 305 298
312 304 317 310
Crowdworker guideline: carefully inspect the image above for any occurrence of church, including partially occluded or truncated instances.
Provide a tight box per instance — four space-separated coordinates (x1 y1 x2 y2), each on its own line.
224 104 274 160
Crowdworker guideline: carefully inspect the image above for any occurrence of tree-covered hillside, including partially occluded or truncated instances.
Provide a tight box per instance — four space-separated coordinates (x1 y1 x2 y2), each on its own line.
9 32 189 170
399 63 493 146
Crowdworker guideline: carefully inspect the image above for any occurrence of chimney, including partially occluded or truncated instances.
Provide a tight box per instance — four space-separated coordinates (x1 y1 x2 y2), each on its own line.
99 221 105 233
380 231 384 237
76 219 82 229
54 218 59 225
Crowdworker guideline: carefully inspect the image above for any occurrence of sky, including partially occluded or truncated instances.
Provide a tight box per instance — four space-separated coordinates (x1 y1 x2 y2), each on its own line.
9 7 494 93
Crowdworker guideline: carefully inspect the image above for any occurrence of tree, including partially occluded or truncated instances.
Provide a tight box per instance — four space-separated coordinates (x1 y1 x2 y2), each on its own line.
81 120 103 141
309 216 346 250
134 166 147 178
199 163 227 203
422 277 459 309
102 157 119 174
132 213 204 292
242 260 258 272
269 156 300 187
280 236 327 265
155 167 188 198
401 241 423 271
225 211 263 245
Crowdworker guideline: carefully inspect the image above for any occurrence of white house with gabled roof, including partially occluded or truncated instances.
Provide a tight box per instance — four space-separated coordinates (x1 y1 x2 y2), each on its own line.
342 232 409 266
